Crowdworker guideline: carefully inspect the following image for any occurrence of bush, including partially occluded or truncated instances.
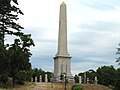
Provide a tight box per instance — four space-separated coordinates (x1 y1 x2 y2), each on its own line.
0 74 8 85
16 80 24 85
72 84 84 90
0 74 9 87
108 85 115 90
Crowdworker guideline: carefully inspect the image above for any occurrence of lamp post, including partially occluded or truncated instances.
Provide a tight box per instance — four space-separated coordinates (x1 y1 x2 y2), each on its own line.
64 74 67 90
60 73 68 90
62 73 67 90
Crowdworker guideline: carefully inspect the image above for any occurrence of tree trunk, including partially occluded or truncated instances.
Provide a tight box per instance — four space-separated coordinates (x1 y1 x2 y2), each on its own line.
12 77 15 87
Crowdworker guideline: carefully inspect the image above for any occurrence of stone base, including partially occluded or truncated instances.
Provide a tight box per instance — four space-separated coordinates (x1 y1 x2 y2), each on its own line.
67 76 75 83
51 76 62 83
51 76 74 83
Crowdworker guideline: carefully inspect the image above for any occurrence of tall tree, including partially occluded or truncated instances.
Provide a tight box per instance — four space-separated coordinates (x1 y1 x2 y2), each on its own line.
116 44 120 65
8 34 34 86
0 0 35 87
0 44 10 86
96 65 117 88
0 0 24 45
113 68 120 90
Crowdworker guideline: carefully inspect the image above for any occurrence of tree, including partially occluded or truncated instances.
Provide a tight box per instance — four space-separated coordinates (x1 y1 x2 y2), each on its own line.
31 68 53 82
0 0 35 87
77 66 120 90
32 68 46 82
46 71 53 82
0 45 9 74
86 69 96 83
115 68 120 90
0 0 24 45
74 75 79 83
96 65 117 88
0 44 9 86
78 69 96 84
116 44 120 65
8 35 34 86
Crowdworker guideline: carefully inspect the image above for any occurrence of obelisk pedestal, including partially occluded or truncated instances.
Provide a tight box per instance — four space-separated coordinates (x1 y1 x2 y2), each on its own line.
53 2 74 83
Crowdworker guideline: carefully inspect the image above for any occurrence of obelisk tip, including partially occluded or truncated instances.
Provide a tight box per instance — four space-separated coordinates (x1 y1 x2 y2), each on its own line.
62 1 66 4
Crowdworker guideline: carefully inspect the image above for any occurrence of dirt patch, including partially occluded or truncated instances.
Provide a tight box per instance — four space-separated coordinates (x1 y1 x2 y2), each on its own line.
81 84 112 90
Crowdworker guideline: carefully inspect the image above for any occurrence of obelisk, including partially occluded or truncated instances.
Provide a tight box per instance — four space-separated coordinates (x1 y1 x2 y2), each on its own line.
53 2 73 82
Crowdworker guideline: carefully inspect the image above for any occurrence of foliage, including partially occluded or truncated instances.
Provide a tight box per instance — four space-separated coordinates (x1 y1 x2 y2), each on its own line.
0 45 9 74
16 69 33 82
0 74 8 87
115 68 120 90
46 71 53 82
108 85 115 90
0 0 35 87
0 0 24 45
78 69 96 84
32 68 45 77
116 44 120 65
74 75 79 83
7 35 34 86
77 66 120 90
0 45 10 86
72 84 84 90
86 69 96 83
31 68 53 82
96 65 117 87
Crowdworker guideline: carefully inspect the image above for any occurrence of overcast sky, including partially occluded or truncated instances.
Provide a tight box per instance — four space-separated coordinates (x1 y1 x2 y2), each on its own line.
16 0 120 74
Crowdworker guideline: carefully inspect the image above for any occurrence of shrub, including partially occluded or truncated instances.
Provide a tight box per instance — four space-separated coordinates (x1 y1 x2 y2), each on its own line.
0 74 9 87
0 74 8 85
16 80 24 85
108 85 115 90
72 84 84 90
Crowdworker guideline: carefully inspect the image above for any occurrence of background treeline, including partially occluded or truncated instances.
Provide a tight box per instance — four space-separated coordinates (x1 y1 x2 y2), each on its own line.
0 67 53 87
30 68 53 82
74 65 120 90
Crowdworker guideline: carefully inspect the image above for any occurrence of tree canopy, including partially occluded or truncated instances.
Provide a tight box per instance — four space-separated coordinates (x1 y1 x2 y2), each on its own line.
116 44 120 65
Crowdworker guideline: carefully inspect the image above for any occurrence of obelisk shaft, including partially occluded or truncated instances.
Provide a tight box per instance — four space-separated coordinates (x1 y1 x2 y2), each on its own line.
53 2 73 82
57 2 68 56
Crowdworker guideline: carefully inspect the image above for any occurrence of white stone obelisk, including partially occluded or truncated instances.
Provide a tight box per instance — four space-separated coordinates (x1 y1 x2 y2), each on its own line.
57 2 68 56
53 2 73 82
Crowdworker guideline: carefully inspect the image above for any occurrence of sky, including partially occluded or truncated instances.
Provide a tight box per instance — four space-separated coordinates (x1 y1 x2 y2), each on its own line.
15 0 120 75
